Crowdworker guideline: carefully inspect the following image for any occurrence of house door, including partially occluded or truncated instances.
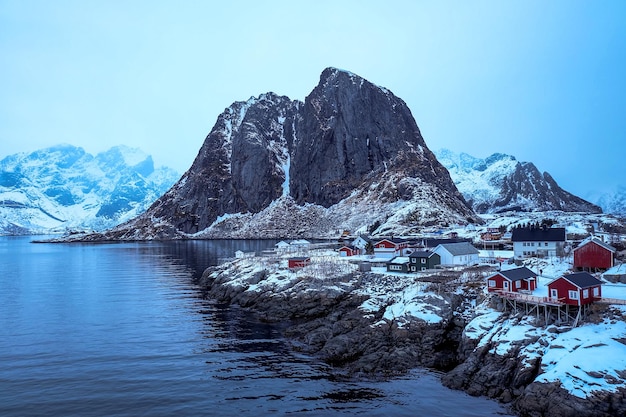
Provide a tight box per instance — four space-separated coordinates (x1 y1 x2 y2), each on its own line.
550 289 558 299
503 281 509 291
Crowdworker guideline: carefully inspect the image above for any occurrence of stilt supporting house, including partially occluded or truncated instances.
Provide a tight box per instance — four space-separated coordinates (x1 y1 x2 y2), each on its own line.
494 291 593 326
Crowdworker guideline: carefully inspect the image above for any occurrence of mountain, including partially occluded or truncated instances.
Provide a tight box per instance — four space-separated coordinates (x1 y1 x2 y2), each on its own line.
593 186 626 217
79 68 481 240
434 149 602 214
0 144 179 235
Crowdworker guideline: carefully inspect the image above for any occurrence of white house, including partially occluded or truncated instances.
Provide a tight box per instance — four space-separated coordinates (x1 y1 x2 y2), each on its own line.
275 241 291 253
511 227 566 259
433 242 480 266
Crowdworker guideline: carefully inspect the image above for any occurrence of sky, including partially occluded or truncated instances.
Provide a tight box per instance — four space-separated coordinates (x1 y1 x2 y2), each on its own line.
1 0 625 200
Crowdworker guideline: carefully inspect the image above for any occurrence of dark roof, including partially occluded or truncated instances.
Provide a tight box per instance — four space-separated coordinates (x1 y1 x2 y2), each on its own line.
511 227 566 242
436 242 479 256
574 237 616 253
289 256 310 261
339 245 358 250
415 238 472 248
498 267 537 282
409 250 438 259
561 272 603 288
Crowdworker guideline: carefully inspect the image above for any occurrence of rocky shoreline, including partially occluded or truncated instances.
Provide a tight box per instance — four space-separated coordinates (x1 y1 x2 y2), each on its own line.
199 254 626 417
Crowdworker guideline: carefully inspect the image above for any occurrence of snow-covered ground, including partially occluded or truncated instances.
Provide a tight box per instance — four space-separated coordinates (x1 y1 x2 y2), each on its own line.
461 253 626 399
465 302 626 398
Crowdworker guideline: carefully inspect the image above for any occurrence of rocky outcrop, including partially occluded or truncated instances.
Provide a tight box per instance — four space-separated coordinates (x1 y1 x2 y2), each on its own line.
77 68 479 241
198 257 468 375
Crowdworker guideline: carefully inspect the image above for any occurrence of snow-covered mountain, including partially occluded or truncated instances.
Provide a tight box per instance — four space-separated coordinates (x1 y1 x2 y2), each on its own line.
592 187 626 217
434 149 601 214
0 144 179 235
73 68 481 241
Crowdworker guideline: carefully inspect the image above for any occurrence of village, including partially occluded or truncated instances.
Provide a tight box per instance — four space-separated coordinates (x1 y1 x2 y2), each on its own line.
234 220 626 327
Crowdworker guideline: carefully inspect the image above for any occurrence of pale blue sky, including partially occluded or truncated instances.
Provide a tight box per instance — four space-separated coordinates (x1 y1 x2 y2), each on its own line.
1 0 624 199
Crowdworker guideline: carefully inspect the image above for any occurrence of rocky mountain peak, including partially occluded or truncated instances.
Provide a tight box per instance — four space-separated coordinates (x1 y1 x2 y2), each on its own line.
80 69 480 240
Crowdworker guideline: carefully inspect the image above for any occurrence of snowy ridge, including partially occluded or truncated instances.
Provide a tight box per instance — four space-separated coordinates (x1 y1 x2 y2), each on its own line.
0 145 178 235
593 186 626 216
435 148 601 214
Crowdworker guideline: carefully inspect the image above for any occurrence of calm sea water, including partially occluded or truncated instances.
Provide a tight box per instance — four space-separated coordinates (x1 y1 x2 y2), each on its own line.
0 236 512 416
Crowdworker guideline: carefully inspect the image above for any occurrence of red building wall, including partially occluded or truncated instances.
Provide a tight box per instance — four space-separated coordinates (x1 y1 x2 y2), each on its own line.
548 278 601 305
487 273 537 293
339 247 358 256
574 242 613 270
288 258 310 269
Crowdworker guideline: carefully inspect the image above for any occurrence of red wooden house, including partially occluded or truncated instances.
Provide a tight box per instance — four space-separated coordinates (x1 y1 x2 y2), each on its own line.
288 257 311 269
338 245 360 257
573 237 616 271
486 267 537 293
547 272 602 305
372 238 410 258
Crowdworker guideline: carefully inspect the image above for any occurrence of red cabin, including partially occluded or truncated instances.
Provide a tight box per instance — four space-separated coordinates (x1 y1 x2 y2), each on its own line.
547 272 602 305
338 245 360 257
288 257 311 269
573 237 616 272
487 267 537 293
372 238 410 258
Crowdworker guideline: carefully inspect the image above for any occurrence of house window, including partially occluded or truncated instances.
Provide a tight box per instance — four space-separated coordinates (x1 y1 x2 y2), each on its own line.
545 242 549 246
412 258 416 263
583 289 589 299
390 265 402 271
593 287 600 297
488 280 496 287
421 258 426 264
568 290 579 300
515 280 521 289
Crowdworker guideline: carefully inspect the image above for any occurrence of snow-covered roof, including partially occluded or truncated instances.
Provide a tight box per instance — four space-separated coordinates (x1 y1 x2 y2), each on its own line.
574 236 616 253
387 256 410 264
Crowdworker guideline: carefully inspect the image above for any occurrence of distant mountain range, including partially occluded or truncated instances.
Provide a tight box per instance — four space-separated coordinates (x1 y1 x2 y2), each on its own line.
0 144 179 235
434 149 602 215
3 71 620 238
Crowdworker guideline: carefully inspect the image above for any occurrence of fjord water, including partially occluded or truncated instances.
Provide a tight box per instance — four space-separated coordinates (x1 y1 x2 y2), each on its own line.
0 236 511 416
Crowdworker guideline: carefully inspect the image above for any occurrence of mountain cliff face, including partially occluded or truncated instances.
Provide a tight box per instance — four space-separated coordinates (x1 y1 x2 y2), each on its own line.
87 68 480 240
435 149 602 214
0 144 179 235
